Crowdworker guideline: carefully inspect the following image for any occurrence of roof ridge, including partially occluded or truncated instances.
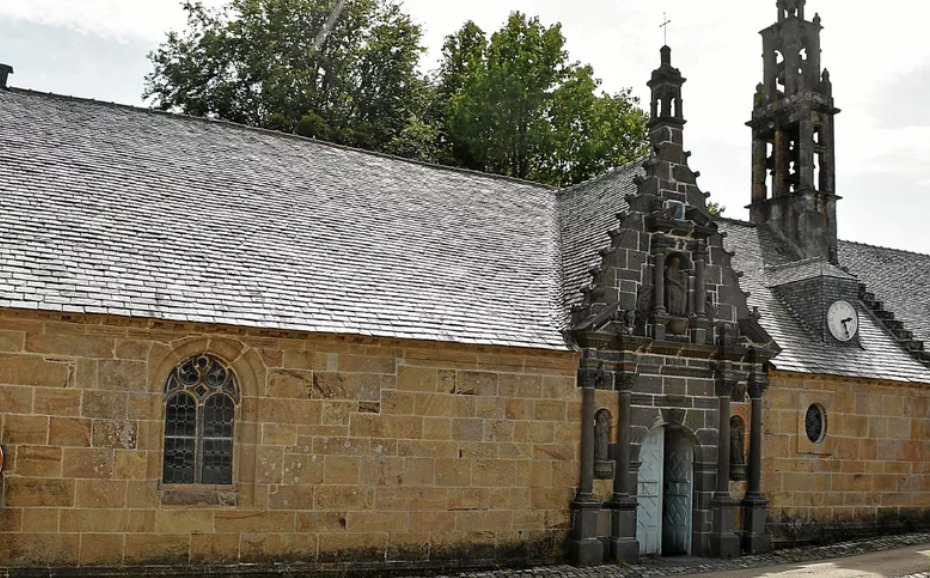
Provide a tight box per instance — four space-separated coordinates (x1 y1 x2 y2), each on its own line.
5 88 556 191
764 255 837 272
717 216 755 227
839 238 930 259
555 157 644 196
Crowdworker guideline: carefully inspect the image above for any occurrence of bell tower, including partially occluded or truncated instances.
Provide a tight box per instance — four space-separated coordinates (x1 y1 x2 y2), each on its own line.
748 0 840 264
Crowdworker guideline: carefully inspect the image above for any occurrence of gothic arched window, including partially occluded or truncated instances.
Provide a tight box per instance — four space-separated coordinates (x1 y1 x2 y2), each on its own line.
163 354 239 485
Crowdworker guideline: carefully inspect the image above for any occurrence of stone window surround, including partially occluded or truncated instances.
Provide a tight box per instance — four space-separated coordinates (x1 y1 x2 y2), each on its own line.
796 392 834 456
145 336 264 506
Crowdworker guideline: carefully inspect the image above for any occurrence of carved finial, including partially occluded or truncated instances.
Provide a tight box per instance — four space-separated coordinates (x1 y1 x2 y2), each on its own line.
821 68 832 96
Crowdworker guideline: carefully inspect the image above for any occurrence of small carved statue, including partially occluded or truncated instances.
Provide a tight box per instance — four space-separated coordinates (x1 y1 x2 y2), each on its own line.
730 416 747 481
594 410 610 462
665 255 688 316
594 409 614 480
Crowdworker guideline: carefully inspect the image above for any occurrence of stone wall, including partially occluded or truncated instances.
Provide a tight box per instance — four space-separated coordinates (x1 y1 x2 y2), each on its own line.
763 370 930 544
0 308 583 571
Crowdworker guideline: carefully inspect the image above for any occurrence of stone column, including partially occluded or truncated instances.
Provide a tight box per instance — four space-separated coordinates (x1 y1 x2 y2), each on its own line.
608 373 639 563
751 136 768 203
710 367 740 557
653 253 666 316
653 251 668 341
694 245 706 318
692 244 708 345
799 119 815 190
774 129 789 198
570 356 605 566
742 371 771 553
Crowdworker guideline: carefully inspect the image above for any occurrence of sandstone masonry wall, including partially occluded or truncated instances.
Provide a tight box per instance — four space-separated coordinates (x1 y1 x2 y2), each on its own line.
763 370 930 544
0 309 583 570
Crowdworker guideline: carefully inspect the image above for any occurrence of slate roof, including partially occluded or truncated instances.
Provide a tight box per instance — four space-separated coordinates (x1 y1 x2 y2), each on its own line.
557 163 637 311
722 221 930 383
2 88 929 382
0 89 569 350
839 241 930 344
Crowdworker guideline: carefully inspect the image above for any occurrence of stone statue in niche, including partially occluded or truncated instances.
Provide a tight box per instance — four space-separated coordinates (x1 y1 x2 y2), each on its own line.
594 409 614 479
730 416 747 481
665 254 688 317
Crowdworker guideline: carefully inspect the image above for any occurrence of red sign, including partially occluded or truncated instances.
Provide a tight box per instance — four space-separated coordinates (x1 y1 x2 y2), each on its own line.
0 445 4 473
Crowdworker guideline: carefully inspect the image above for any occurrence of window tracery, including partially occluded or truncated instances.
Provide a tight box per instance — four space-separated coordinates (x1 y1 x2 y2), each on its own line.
163 354 238 484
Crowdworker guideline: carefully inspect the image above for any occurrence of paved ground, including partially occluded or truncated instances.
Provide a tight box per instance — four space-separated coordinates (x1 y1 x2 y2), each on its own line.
678 543 930 577
407 533 930 578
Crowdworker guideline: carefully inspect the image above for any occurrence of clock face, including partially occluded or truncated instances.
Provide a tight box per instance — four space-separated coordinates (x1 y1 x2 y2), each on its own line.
827 300 858 342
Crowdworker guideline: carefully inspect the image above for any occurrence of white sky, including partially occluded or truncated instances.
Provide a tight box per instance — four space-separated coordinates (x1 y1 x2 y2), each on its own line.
1 0 928 253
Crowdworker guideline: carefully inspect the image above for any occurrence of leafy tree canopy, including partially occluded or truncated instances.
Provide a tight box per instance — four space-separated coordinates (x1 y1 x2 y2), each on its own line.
144 0 426 152
436 13 649 185
145 4 648 186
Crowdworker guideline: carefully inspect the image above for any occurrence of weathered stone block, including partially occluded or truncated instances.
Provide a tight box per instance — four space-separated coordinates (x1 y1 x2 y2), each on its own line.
447 488 488 511
0 533 80 566
190 532 241 564
124 533 190 565
47 417 91 448
472 459 516 487
3 414 48 444
376 487 446 511
318 531 387 563
92 420 138 449
98 359 146 391
281 452 325 486
19 509 55 533
25 334 114 359
346 510 409 533
76 479 127 508
409 511 454 532
0 385 33 414
80 533 125 566
214 510 296 533
315 486 375 510
15 445 63 477
0 354 70 387
339 354 395 375
62 447 114 479
397 366 437 392
295 511 348 533
0 329 25 352
350 414 422 439
6 478 75 507
456 371 498 396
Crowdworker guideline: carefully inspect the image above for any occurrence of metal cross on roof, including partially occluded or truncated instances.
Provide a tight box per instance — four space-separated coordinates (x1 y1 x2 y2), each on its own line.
660 12 672 46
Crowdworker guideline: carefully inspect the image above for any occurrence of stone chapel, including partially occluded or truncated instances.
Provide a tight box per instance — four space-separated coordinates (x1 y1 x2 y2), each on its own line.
1 0 929 572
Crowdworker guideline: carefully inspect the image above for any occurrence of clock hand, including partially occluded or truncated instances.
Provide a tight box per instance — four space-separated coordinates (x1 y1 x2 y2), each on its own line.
841 317 853 337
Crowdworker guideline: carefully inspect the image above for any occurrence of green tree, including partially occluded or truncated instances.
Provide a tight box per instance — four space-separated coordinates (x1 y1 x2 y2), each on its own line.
144 0 426 152
437 12 648 185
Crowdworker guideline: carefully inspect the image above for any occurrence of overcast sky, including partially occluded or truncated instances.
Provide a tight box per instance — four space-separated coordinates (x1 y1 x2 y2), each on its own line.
1 0 928 253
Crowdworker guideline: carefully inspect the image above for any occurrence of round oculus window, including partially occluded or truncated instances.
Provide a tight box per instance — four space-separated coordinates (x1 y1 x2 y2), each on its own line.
805 404 826 443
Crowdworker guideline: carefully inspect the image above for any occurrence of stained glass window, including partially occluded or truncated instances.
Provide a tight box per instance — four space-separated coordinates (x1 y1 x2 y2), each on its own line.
805 403 826 443
162 355 238 484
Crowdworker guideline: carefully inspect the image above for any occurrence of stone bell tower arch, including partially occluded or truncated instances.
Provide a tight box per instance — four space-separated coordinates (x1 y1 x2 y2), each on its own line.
748 0 840 264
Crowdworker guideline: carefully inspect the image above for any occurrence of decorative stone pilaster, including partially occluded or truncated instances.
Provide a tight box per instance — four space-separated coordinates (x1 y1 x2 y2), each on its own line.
742 370 771 554
570 355 607 566
710 367 740 558
608 373 639 563
691 242 709 345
